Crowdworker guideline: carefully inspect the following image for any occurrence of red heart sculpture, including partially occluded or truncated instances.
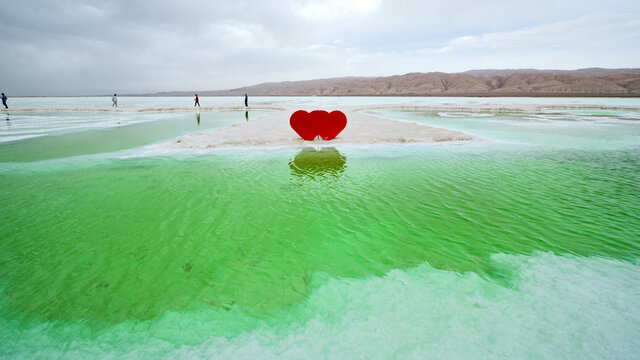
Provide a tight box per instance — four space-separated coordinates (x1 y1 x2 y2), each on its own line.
320 111 347 140
290 110 319 140
290 110 347 141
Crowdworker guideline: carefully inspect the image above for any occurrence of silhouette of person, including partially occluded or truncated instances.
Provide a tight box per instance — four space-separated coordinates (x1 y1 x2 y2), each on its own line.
194 94 200 107
2 93 8 109
244 93 248 107
112 93 118 107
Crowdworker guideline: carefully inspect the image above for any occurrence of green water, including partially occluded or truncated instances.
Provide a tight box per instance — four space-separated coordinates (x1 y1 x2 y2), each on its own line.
1 108 640 358
1 145 638 326
0 111 263 162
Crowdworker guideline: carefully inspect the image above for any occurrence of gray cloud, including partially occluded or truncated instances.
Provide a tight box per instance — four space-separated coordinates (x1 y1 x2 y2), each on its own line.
1 0 638 95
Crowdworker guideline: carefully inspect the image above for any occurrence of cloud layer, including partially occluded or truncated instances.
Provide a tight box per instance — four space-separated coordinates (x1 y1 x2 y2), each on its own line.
1 0 639 95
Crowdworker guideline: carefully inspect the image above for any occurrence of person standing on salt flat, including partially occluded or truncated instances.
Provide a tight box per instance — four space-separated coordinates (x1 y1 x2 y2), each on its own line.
1 93 7 109
194 94 200 107
112 94 118 107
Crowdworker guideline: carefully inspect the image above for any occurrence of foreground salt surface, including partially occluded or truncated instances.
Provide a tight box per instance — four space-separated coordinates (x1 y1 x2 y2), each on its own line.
5 253 639 359
170 106 476 149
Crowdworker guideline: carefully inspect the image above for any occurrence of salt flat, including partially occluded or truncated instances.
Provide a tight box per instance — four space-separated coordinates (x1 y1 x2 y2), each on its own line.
170 105 476 149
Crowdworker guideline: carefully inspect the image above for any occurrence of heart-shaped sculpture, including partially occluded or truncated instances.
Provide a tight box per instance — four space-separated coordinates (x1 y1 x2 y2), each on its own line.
290 110 319 140
290 110 347 141
318 111 347 140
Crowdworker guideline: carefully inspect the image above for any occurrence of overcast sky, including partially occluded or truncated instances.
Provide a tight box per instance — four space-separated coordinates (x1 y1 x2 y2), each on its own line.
1 0 639 95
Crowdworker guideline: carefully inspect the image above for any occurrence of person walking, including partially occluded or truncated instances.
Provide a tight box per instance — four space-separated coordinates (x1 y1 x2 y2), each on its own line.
1 93 7 109
244 93 248 107
194 94 200 107
112 93 118 107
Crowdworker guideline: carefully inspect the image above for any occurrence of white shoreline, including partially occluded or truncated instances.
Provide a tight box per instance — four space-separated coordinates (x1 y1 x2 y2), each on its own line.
169 106 477 149
5 103 638 149
168 102 640 149
3 103 639 113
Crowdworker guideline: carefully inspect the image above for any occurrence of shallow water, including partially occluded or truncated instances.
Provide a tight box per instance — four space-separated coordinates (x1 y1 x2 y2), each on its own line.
1 98 639 359
365 108 640 149
0 110 267 161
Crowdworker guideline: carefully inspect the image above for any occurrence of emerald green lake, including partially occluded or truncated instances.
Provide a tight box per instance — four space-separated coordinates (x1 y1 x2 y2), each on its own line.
1 101 639 358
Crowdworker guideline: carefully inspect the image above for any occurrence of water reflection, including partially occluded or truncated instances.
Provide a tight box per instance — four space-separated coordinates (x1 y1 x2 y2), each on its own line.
289 147 347 181
245 111 249 122
196 112 200 126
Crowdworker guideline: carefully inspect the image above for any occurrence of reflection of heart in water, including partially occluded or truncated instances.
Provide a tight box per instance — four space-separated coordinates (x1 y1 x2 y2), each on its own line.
289 147 347 179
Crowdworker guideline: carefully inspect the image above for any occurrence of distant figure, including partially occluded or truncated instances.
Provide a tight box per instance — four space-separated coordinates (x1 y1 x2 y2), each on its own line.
194 94 200 107
1 93 7 109
112 93 118 107
244 93 248 107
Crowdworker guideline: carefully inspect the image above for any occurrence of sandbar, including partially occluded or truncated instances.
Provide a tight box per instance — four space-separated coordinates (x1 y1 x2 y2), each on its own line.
169 101 639 149
170 106 475 149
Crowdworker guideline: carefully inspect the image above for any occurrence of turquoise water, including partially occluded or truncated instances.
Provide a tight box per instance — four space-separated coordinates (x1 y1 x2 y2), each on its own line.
1 99 639 358
0 111 266 162
365 108 640 149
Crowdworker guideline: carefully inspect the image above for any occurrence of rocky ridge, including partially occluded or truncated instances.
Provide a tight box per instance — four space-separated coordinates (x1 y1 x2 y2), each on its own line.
156 68 640 96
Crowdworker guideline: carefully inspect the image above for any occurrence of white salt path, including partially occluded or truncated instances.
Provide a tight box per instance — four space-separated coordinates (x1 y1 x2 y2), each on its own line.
171 106 475 149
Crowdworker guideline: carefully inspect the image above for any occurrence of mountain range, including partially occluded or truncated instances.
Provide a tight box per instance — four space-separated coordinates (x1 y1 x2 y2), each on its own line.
153 68 640 97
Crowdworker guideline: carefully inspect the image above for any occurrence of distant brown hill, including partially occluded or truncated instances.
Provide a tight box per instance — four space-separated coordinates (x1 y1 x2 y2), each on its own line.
156 68 640 96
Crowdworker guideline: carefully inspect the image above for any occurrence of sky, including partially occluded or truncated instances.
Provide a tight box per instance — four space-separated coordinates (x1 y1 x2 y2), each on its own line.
1 0 639 95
